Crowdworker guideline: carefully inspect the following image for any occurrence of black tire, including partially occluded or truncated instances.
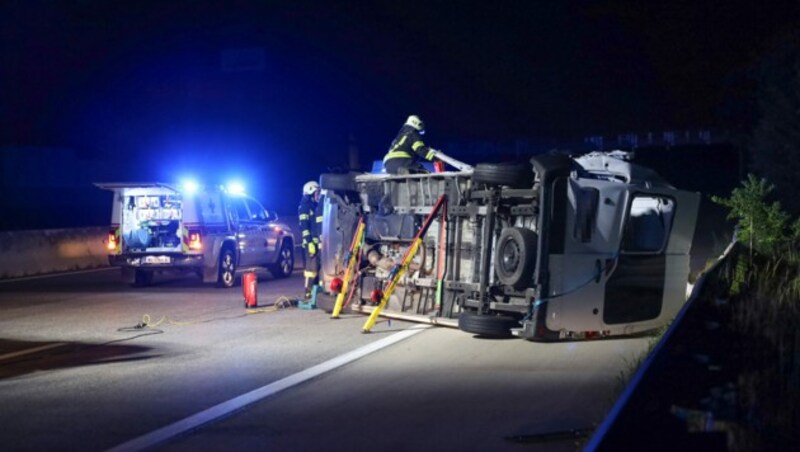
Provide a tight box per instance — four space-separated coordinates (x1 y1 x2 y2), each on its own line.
319 173 356 192
132 269 154 287
495 227 537 290
217 248 236 288
458 311 520 338
473 162 533 188
269 241 294 278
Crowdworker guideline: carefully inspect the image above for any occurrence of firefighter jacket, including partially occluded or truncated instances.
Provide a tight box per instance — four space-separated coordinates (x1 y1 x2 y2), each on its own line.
298 195 322 249
383 125 436 166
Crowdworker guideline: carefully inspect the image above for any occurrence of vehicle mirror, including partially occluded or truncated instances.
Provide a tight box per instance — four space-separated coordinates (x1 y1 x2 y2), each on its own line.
265 210 278 222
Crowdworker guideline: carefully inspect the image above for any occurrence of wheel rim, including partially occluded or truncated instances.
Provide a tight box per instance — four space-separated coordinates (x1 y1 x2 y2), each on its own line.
221 253 234 285
500 239 520 274
279 247 293 275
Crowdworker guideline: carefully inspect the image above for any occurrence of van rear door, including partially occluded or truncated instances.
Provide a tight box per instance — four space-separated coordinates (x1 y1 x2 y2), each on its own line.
95 183 185 256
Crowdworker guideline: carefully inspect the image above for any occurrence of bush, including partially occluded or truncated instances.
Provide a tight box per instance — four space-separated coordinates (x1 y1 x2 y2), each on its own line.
713 176 800 450
711 174 798 256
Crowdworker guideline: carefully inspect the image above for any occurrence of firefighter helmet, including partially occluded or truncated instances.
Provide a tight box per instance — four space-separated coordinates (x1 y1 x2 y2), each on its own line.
303 181 320 196
405 115 425 133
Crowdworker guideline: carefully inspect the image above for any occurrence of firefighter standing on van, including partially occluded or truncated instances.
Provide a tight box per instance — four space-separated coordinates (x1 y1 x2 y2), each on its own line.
383 115 440 175
299 181 322 299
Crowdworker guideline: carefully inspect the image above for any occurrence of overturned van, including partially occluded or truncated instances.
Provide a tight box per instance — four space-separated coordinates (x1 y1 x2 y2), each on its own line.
318 151 700 340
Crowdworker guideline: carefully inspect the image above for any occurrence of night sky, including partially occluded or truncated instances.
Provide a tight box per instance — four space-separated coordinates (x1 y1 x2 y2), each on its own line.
1 0 798 226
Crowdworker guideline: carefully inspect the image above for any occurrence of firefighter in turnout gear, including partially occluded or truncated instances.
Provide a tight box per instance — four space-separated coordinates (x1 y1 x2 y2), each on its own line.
383 115 439 175
299 180 322 299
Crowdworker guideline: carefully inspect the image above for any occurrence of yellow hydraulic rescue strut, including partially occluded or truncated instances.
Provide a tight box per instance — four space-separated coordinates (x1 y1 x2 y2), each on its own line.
435 198 448 314
331 217 366 318
362 194 447 333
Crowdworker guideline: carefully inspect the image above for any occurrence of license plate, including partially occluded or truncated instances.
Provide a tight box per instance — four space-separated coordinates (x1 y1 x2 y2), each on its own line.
144 255 171 264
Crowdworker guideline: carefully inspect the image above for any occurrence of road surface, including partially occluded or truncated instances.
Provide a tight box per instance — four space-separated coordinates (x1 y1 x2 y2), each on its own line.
0 268 650 451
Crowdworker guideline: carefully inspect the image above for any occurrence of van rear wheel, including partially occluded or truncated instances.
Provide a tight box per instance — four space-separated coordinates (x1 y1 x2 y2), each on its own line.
217 249 236 288
458 311 519 338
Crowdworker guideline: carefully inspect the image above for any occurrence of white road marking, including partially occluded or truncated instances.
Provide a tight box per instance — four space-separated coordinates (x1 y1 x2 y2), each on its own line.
0 267 115 283
0 343 66 361
106 324 430 452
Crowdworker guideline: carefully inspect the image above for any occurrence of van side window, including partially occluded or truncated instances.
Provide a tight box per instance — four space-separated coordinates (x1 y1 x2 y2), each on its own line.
245 199 267 222
199 193 224 223
230 198 250 223
621 195 675 253
573 187 599 243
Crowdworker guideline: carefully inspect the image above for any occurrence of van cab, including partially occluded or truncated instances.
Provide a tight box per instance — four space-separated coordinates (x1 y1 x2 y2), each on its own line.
96 182 294 287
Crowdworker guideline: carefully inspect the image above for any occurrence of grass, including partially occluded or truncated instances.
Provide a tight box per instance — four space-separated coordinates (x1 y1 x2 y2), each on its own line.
718 247 800 450
611 324 669 399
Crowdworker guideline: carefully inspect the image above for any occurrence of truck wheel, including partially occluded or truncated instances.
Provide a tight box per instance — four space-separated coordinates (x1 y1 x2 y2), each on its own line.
132 269 153 287
269 241 294 278
473 162 533 188
458 311 519 338
217 249 236 288
319 173 356 192
495 227 537 290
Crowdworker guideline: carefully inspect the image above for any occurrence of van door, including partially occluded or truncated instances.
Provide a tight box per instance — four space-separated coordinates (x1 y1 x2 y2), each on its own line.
603 193 676 324
243 197 277 265
544 180 627 333
228 197 260 267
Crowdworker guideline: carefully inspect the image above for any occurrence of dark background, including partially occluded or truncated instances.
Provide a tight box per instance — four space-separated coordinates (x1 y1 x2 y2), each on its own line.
1 0 797 229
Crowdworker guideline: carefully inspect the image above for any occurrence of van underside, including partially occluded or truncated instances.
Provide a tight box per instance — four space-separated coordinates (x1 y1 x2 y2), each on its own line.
319 152 699 341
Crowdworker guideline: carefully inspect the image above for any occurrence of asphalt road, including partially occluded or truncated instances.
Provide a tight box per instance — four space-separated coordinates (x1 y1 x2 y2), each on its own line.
0 268 651 451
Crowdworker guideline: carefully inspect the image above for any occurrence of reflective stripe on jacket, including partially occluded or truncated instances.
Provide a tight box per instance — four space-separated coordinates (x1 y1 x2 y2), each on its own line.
383 125 434 164
298 195 319 247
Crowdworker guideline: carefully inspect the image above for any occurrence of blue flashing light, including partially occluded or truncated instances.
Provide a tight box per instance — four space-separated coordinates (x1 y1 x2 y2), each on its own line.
181 179 200 194
227 180 246 195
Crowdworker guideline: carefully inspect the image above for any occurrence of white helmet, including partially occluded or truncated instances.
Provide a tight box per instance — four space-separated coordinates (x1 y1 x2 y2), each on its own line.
405 115 425 133
303 180 320 196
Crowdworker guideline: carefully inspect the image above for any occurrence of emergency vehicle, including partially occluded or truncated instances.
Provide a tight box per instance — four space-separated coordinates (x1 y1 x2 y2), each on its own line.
96 182 295 287
317 151 700 340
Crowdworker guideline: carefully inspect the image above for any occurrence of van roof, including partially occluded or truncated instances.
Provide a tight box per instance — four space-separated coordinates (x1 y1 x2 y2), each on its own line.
94 182 180 191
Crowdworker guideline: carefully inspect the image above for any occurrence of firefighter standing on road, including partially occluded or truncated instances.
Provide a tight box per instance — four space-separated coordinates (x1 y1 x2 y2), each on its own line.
299 180 322 299
383 115 439 175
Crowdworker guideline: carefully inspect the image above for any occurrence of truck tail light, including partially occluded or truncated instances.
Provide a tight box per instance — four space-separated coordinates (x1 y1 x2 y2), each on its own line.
188 231 203 250
107 230 118 251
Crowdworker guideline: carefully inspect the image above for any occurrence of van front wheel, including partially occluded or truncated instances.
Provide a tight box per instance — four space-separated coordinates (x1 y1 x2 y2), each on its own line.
473 162 532 188
269 241 294 278
458 311 519 338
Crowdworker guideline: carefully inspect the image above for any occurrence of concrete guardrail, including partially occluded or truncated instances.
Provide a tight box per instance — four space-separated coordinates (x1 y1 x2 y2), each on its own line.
0 227 109 280
0 215 302 280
